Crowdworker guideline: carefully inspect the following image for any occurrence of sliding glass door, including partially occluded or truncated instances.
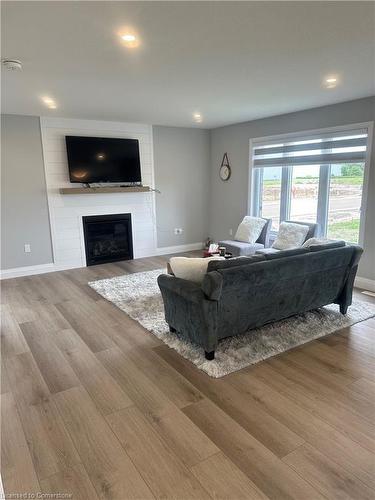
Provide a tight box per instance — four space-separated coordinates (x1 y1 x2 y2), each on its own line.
250 127 369 244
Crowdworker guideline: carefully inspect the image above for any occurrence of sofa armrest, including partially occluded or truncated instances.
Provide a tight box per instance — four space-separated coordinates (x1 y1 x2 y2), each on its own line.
335 245 364 313
348 244 363 267
201 271 223 301
157 273 219 353
157 274 205 304
257 218 272 247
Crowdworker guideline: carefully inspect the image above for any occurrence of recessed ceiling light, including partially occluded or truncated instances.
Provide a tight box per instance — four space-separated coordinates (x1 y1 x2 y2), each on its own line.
324 76 338 89
118 30 139 48
41 96 57 109
193 113 202 123
121 34 136 42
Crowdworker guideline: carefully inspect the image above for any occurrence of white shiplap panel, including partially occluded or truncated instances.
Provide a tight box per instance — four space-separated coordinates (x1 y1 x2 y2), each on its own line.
54 216 81 229
43 150 69 165
52 194 154 210
54 227 81 240
40 117 157 268
44 162 68 174
53 247 83 262
54 238 81 251
46 172 71 188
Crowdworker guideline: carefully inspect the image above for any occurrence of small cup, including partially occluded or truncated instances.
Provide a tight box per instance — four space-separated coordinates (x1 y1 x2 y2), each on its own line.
219 246 226 257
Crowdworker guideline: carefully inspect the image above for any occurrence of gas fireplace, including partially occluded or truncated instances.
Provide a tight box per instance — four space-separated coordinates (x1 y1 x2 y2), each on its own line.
82 214 133 266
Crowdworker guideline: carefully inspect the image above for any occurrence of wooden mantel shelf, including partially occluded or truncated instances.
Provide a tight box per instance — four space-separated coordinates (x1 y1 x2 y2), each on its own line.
59 186 151 195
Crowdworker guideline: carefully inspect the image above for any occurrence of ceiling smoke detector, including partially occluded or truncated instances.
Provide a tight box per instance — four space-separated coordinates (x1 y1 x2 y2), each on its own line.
2 59 23 71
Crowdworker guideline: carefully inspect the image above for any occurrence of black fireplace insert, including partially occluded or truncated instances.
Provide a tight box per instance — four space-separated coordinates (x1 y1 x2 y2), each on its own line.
82 214 133 266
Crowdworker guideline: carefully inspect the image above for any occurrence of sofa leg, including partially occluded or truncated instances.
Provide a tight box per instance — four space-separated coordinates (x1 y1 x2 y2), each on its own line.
205 350 215 361
340 303 349 315
169 326 176 333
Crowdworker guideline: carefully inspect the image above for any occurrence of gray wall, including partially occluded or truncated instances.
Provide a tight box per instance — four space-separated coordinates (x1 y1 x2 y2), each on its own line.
153 126 210 247
2 99 374 281
209 96 375 280
1 114 53 269
1 117 210 270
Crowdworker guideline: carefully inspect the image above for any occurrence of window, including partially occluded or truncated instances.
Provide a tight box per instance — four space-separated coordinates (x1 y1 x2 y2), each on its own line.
250 126 370 244
327 163 365 243
257 167 282 231
289 165 320 225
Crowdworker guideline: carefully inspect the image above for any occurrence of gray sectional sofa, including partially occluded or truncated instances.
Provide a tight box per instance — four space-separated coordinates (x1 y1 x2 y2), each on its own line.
218 220 319 257
157 241 362 360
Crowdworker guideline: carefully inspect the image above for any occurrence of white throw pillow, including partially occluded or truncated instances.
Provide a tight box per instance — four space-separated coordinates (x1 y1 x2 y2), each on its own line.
234 216 266 244
169 256 224 284
302 237 329 248
272 222 309 250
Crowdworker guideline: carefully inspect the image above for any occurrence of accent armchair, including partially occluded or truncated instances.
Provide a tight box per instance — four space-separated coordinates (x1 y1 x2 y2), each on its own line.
218 218 272 257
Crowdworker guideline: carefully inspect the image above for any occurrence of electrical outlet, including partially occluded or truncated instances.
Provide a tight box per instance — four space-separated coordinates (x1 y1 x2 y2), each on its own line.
24 243 31 253
229 228 233 236
174 228 183 235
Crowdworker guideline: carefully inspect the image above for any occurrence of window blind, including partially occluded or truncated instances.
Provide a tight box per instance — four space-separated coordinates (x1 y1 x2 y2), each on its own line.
253 129 368 168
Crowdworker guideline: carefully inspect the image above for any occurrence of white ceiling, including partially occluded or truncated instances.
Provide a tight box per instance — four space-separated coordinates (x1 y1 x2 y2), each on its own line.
2 1 375 129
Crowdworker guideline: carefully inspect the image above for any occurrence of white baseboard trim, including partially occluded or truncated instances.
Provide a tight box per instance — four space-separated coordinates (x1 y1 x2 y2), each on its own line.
0 262 87 279
355 276 375 292
0 243 204 279
154 242 204 256
0 263 57 280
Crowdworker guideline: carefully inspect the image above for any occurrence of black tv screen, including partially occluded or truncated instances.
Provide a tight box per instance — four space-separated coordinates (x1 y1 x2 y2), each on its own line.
65 136 142 183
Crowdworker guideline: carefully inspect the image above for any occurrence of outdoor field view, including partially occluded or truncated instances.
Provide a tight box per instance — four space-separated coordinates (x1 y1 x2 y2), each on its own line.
260 163 364 243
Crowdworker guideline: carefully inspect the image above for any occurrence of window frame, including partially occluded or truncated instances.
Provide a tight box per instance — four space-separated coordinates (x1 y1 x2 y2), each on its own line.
248 122 373 246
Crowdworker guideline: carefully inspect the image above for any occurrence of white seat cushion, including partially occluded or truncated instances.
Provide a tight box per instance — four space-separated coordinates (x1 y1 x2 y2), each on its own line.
272 222 309 250
169 256 224 284
234 216 266 244
219 240 264 256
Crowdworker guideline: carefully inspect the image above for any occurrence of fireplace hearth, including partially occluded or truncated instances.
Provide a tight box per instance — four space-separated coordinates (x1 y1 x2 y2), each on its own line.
82 214 133 266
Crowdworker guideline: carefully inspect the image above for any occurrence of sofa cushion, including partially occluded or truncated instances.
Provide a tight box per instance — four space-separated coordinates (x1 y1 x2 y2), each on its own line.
234 216 267 244
309 240 346 252
302 237 329 248
169 256 224 284
256 247 280 255
272 222 309 250
219 240 264 257
285 221 319 241
264 247 310 260
207 254 265 272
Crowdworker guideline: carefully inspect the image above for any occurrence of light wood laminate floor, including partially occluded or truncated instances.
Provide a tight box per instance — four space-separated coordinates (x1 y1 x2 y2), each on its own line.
1 251 375 500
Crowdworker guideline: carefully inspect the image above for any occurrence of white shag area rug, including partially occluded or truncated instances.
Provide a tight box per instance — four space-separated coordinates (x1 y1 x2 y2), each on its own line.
89 269 375 378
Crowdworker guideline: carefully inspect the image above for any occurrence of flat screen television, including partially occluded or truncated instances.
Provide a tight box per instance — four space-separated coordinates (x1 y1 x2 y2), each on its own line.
65 136 142 184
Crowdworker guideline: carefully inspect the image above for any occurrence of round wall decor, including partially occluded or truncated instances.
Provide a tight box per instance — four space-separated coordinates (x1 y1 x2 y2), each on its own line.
220 152 231 181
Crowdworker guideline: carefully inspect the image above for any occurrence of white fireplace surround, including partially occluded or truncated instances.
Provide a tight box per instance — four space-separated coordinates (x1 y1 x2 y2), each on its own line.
36 117 201 274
